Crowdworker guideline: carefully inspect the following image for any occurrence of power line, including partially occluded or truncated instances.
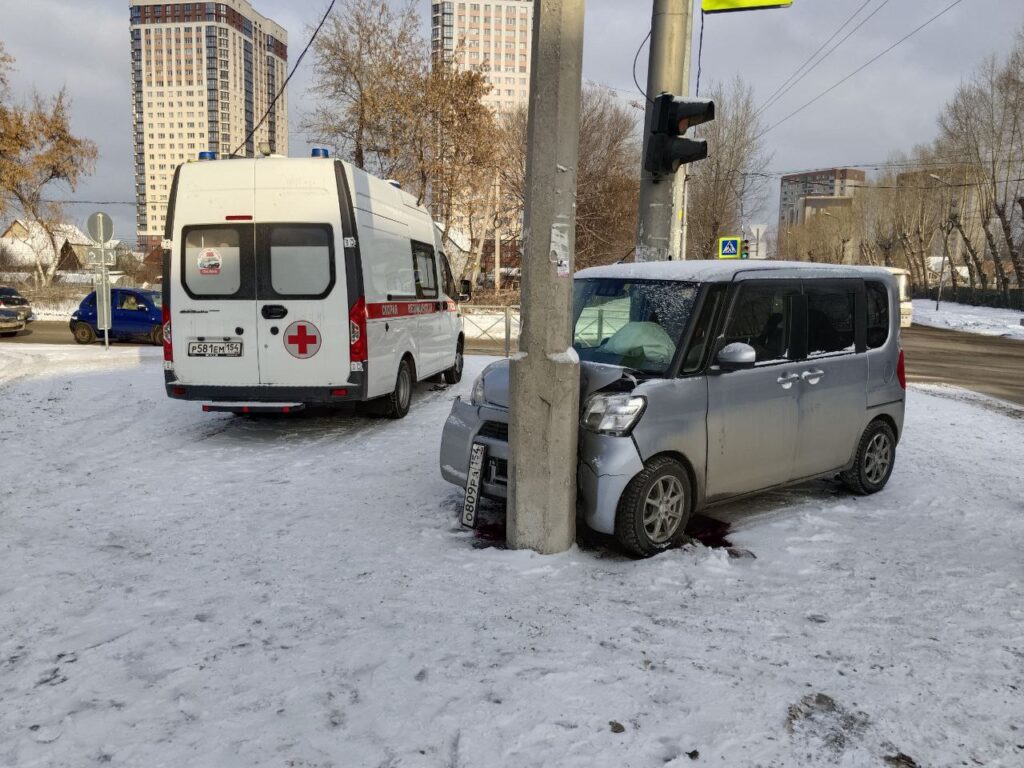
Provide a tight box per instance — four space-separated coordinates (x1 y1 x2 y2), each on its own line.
695 10 705 97
755 0 885 118
758 0 969 139
231 0 336 157
631 29 653 104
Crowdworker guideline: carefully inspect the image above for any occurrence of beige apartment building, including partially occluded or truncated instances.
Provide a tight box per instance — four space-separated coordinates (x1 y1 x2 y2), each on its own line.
130 1 288 250
778 168 866 228
431 1 533 111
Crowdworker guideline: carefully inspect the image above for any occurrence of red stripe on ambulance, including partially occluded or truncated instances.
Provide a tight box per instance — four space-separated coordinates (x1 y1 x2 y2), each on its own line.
366 301 439 319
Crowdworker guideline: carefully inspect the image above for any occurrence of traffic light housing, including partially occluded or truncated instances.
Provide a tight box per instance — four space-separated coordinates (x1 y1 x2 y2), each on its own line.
644 93 715 176
741 239 750 259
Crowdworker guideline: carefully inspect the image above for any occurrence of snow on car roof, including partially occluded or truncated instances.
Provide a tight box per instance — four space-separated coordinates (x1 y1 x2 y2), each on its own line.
575 260 893 283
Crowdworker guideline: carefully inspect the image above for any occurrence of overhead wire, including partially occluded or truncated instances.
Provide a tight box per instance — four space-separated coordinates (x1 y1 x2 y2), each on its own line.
631 29 654 104
755 0 887 118
757 0 969 139
230 0 336 157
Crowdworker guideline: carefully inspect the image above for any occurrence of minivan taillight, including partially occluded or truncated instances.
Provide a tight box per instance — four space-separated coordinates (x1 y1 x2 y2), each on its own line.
162 303 173 362
349 297 367 365
897 348 906 390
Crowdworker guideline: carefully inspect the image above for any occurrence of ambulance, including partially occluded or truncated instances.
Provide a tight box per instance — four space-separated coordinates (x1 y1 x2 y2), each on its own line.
161 149 466 418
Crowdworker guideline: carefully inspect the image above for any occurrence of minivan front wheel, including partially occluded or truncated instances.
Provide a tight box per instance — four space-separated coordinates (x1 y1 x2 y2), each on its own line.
841 420 896 495
72 323 96 345
615 456 692 558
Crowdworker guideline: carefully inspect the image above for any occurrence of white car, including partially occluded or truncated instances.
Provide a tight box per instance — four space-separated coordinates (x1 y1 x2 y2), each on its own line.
0 308 26 337
162 150 466 417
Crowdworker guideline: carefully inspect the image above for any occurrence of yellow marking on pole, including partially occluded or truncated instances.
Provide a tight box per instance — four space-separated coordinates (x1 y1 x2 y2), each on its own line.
702 0 793 13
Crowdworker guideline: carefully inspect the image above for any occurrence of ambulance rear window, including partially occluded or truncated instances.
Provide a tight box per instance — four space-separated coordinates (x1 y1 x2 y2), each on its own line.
267 225 334 298
182 226 251 299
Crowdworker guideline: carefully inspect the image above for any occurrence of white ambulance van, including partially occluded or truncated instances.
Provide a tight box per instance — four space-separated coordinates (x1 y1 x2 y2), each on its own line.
161 149 466 418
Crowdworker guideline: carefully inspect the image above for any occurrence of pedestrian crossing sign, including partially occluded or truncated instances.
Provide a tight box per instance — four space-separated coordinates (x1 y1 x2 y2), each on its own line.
718 237 741 259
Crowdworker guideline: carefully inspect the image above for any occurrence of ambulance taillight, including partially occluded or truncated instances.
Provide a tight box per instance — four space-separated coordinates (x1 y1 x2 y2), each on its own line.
349 297 367 368
162 303 173 362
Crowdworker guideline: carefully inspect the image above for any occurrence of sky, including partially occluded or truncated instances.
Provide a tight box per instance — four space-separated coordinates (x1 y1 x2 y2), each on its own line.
2 0 1021 245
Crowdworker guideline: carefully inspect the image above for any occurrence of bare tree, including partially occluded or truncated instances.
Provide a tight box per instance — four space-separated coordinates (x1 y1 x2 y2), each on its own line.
0 55 98 287
685 77 772 260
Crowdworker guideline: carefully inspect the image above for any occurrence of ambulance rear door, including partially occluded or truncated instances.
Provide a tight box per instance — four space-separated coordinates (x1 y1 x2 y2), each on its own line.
171 161 261 386
253 158 350 387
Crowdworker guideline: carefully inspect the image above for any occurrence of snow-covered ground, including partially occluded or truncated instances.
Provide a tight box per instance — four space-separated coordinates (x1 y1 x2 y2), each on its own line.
1 347 1022 767
912 298 1024 339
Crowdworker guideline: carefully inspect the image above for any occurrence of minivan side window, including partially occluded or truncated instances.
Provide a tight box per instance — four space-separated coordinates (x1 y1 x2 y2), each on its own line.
412 241 438 299
266 224 334 298
806 285 856 357
722 282 798 364
682 285 726 374
182 226 252 299
865 281 889 349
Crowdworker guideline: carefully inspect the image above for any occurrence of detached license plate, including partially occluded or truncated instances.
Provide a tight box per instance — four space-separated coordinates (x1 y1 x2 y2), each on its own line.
188 341 242 357
462 443 487 528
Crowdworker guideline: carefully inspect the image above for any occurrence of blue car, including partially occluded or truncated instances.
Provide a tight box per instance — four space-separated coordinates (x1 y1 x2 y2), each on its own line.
70 288 164 345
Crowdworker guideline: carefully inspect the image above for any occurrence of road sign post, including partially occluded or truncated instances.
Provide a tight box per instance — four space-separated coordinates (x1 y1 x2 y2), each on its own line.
86 211 115 350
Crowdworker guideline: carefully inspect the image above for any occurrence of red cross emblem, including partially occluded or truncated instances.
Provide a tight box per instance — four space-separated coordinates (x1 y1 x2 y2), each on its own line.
284 321 321 359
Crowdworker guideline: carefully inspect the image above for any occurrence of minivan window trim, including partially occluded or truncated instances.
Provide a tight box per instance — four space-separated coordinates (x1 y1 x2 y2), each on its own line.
716 279 804 368
801 278 867 360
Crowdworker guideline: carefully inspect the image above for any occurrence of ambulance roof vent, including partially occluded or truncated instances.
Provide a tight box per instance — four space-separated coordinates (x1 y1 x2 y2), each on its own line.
311 147 330 158
387 179 402 189
198 151 217 161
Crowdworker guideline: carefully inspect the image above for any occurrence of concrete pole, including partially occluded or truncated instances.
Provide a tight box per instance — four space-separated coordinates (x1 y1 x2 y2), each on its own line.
637 0 692 262
507 0 585 555
669 2 694 260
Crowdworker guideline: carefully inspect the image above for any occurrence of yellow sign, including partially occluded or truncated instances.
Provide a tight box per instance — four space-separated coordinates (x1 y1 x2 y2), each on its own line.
718 237 741 259
702 0 793 13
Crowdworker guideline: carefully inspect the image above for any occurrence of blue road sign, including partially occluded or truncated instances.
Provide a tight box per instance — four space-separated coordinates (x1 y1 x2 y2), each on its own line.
718 237 741 259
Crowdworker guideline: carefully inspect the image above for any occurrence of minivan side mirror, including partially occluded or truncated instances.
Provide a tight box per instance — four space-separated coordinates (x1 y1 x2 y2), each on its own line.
715 342 757 372
459 279 472 302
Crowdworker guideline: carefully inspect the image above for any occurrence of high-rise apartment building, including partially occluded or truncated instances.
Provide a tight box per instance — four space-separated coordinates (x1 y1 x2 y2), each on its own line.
778 168 866 228
430 1 533 112
129 1 288 249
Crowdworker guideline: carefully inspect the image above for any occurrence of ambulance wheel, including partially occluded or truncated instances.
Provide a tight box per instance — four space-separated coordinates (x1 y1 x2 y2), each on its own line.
443 340 464 384
73 323 96 345
382 358 413 419
150 325 164 346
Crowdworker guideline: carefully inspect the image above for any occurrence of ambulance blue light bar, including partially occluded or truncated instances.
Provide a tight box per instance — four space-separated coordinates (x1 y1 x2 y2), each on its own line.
198 151 217 160
311 148 330 158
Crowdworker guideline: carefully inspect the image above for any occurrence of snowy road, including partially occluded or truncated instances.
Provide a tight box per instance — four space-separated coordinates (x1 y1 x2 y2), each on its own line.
0 347 1022 767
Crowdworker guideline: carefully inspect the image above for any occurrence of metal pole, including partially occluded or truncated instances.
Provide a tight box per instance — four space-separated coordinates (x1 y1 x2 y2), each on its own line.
680 173 690 260
637 0 691 262
507 0 585 555
936 223 951 311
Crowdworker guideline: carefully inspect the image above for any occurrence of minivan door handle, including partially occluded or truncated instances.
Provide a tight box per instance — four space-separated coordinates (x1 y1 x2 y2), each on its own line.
261 305 288 320
801 369 825 384
777 372 799 389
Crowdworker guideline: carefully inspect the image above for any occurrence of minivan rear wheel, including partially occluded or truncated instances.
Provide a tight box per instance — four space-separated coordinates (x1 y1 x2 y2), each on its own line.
72 322 96 345
150 325 164 346
381 357 413 419
615 456 692 558
840 420 896 495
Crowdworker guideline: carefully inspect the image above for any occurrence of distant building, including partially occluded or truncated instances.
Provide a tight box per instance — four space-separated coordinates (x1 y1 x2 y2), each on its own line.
431 1 534 112
778 168 866 228
0 220 93 272
129 1 288 250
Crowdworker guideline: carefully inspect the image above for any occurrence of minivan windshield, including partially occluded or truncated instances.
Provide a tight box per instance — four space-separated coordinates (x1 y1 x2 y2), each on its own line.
572 279 698 374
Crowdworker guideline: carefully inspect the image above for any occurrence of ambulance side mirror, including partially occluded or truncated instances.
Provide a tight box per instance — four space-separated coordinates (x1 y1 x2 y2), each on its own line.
459 279 472 302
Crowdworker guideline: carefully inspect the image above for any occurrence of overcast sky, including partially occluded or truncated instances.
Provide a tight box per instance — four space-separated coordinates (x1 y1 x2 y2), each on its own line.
2 0 1021 243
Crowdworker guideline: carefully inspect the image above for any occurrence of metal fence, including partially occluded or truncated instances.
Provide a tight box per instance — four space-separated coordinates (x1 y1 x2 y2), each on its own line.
912 287 1024 311
461 305 521 356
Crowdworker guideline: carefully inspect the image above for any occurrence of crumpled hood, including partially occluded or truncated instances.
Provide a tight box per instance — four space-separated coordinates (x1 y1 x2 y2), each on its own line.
478 358 632 409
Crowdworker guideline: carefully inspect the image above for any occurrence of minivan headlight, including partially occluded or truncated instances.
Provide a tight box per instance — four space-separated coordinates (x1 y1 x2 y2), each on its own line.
470 373 486 406
581 393 646 436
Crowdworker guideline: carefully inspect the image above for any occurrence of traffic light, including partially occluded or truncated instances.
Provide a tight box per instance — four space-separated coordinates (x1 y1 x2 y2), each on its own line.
741 239 750 259
644 93 715 176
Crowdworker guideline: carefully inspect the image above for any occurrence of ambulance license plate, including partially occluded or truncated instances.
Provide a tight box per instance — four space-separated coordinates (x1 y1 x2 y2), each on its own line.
462 443 487 528
188 341 242 357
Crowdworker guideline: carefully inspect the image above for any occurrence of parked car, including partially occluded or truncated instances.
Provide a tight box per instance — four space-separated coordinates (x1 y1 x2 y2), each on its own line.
0 286 33 322
0 308 26 337
161 150 465 416
69 288 164 345
440 261 907 557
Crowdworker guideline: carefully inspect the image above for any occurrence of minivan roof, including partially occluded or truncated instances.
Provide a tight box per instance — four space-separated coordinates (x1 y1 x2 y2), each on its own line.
575 260 893 283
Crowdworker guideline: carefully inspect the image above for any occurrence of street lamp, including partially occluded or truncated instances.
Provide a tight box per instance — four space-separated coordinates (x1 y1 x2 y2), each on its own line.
929 174 956 312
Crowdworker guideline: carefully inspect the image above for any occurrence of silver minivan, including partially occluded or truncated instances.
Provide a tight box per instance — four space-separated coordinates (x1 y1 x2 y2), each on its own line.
440 261 906 557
